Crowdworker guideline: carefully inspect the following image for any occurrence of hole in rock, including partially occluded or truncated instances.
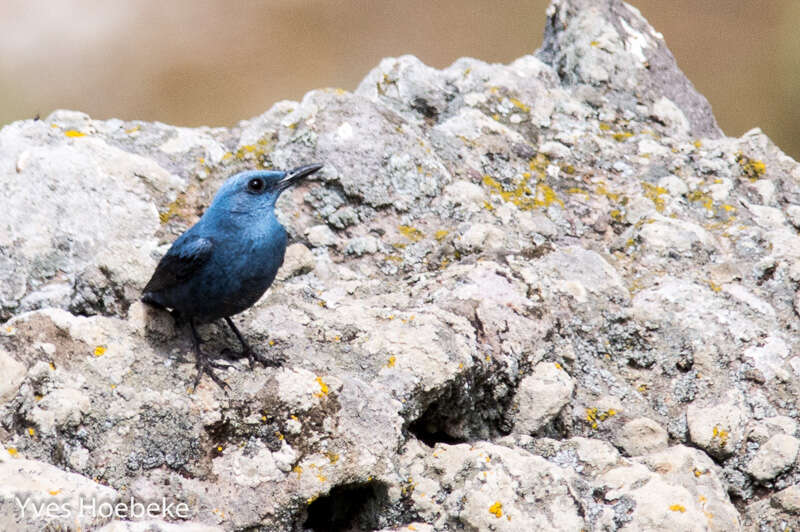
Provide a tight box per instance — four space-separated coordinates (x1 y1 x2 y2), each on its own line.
408 407 469 447
303 481 390 532
407 370 515 446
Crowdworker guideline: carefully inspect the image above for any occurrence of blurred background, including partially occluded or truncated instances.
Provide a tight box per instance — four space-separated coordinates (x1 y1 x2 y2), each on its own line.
1 0 798 158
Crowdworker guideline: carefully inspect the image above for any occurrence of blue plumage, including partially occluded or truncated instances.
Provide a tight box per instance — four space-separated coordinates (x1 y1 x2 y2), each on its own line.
143 164 322 389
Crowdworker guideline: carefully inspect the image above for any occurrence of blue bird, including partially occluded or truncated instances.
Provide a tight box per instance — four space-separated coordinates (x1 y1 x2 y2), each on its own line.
142 164 323 389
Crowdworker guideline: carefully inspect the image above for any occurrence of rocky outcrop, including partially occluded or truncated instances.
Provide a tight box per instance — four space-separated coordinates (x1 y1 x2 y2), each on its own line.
2 1 800 530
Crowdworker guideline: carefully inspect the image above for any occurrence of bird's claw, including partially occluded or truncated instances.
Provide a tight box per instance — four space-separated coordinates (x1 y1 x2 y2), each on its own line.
218 346 285 370
247 348 286 370
193 350 231 392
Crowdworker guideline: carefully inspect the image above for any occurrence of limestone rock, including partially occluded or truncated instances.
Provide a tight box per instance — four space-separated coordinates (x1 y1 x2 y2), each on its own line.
0 456 119 531
772 484 800 515
687 393 746 458
512 362 574 434
618 417 669 456
3 0 799 529
276 243 315 280
747 434 800 482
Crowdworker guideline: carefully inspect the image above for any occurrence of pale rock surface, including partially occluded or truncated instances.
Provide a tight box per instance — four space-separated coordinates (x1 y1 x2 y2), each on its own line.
2 0 799 530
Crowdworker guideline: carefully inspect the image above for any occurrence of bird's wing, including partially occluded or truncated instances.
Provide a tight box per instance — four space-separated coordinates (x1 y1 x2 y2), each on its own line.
143 236 214 294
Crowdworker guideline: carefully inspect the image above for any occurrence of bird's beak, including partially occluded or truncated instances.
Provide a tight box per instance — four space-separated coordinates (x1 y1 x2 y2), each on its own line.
278 163 323 191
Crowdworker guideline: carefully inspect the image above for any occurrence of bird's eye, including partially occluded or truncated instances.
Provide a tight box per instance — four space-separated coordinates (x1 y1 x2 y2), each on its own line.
247 178 266 193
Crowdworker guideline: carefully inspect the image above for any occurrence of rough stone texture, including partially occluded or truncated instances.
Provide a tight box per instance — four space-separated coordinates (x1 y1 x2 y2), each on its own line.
687 391 746 459
0 456 119 530
276 243 315 281
2 0 800 530
772 484 800 515
747 434 800 482
98 521 224 532
618 417 669 456
511 361 575 434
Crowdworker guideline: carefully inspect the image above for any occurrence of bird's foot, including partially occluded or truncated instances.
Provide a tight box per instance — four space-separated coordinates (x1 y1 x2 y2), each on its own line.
193 350 231 392
247 348 286 370
220 346 285 370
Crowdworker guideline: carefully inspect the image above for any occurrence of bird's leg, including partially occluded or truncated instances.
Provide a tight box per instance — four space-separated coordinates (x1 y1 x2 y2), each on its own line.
224 317 283 369
189 318 230 391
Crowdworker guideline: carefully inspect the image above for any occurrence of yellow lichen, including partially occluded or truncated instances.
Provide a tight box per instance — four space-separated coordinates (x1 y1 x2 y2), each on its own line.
736 152 766 180
64 130 85 138
586 407 617 429
7 448 18 457
687 189 715 213
509 98 530 112
567 187 590 198
612 131 633 142
489 502 503 518
93 346 106 357
387 356 396 368
712 425 729 447
434 229 449 241
326 452 339 463
669 504 686 513
641 182 668 213
158 196 186 224
27 428 35 437
554 362 562 370
481 161 563 211
398 225 424 242
314 376 329 397
693 139 703 149
708 280 722 292
595 182 622 202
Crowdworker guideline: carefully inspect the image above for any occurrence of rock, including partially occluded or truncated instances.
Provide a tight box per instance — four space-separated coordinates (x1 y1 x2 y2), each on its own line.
0 348 25 404
763 416 798 437
442 180 486 213
400 441 585 531
97 521 224 532
343 235 381 256
276 243 315 280
772 484 800 515
618 417 669 456
512 362 574 434
306 224 339 247
747 434 800 481
454 223 505 254
0 456 119 531
2 0 798 529
687 393 746 458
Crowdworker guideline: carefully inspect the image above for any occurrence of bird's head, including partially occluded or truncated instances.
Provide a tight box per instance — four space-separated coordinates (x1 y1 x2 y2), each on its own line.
207 164 323 219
